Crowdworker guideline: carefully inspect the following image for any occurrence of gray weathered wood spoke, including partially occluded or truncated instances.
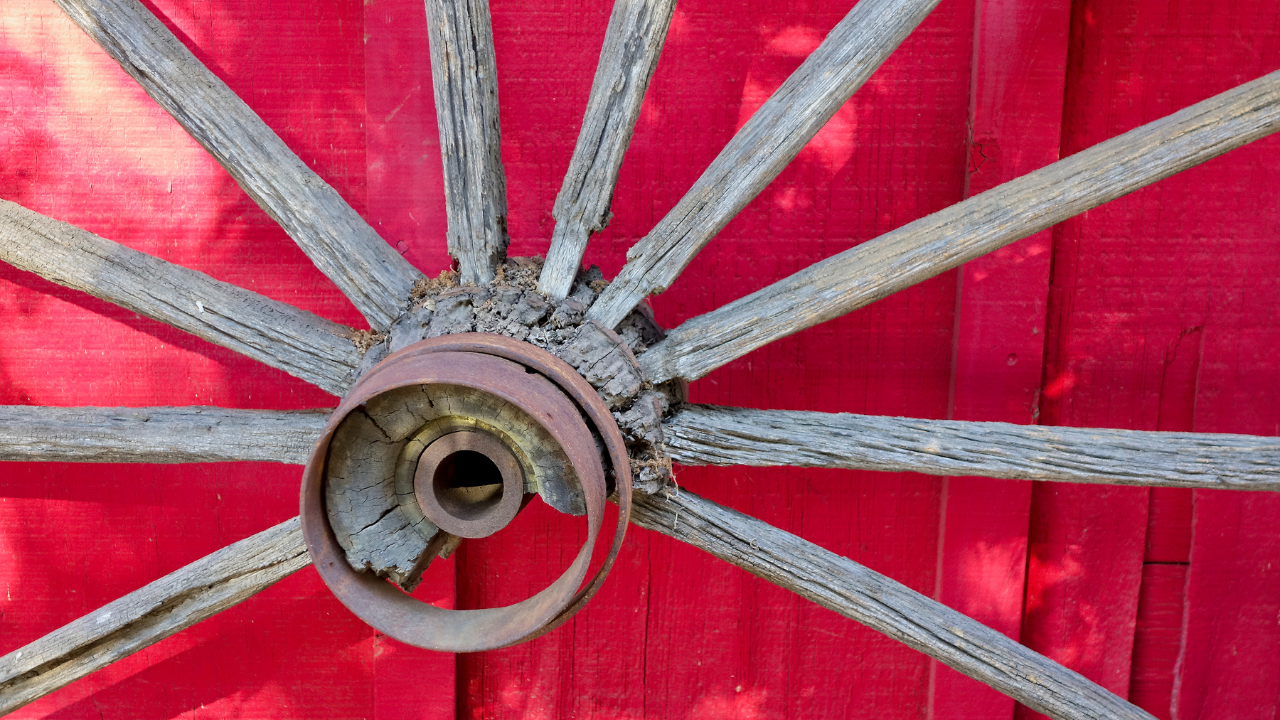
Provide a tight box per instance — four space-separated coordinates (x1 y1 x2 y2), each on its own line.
586 0 944 328
666 405 1280 491
0 406 329 465
536 0 678 301
0 200 363 395
638 69 1280 382
424 0 510 285
631 489 1157 720
54 0 422 330
0 517 309 716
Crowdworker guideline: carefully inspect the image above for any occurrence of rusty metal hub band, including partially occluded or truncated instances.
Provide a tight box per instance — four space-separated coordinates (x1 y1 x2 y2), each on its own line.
414 429 525 539
300 333 632 652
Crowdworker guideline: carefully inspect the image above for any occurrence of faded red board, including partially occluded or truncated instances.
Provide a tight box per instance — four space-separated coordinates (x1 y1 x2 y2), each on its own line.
1 0 1279 719
1022 1 1280 719
0 1 381 718
930 0 1070 717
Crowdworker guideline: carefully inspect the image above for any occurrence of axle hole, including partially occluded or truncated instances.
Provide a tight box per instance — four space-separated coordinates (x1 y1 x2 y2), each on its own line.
433 450 505 520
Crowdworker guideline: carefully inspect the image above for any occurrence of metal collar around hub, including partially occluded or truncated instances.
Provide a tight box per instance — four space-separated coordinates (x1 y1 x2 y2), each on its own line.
299 333 632 652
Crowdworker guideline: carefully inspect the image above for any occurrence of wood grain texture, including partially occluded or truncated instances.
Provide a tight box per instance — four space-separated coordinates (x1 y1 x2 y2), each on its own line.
629 489 1157 720
536 0 677 301
585 0 944 328
0 517 310 716
0 200 363 395
665 405 1280 490
0 405 328 464
424 0 509 285
52 0 422 330
639 69 1280 382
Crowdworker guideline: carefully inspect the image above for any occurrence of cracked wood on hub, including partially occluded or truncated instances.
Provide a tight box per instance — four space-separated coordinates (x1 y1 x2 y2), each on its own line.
53 0 422 330
424 0 510 285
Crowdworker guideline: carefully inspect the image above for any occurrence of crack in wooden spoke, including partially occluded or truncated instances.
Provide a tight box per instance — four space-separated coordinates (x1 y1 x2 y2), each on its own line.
53 0 422 330
586 0 943 328
0 518 310 716
666 405 1280 491
639 70 1280 382
537 0 678 301
629 489 1158 720
0 406 329 464
425 0 510 285
0 201 363 395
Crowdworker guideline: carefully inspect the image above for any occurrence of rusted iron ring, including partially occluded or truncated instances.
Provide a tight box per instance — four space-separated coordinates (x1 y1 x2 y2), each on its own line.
300 333 632 651
413 429 526 539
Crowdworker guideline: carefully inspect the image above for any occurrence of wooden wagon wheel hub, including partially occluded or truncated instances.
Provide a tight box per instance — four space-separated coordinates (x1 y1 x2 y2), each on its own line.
299 333 633 652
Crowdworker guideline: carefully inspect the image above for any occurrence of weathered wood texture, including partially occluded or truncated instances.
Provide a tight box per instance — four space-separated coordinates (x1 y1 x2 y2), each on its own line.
537 0 677 301
424 0 510 285
629 489 1157 720
639 69 1280 382
52 0 422 330
0 200 362 395
0 406 328 464
0 517 310 717
666 405 1280 490
585 0 943 328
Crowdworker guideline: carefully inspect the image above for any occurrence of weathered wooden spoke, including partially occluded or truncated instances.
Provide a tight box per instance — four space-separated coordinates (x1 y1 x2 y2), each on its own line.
630 489 1157 720
0 406 327 464
0 201 363 395
666 405 1280 491
0 518 309 717
639 69 1280 382
53 0 422 330
586 0 944 328
424 0 510 285
537 0 678 300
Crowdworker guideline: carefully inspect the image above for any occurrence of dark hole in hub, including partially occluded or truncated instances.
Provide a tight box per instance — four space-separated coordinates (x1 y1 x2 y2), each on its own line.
433 450 505 521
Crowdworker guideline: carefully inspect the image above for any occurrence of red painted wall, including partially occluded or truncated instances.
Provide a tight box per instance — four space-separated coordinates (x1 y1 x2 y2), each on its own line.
0 0 1277 718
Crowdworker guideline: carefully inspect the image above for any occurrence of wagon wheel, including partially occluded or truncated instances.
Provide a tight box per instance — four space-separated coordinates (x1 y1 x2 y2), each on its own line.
1 0 1277 717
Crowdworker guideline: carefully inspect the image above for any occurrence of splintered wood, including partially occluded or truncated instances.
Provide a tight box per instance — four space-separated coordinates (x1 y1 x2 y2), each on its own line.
325 383 583 589
371 258 680 492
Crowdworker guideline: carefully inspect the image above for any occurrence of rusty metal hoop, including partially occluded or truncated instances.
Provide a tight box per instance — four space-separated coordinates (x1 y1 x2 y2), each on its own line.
300 333 632 651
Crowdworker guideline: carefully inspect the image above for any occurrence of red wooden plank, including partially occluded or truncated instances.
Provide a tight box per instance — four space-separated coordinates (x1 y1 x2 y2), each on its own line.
363 0 450 276
929 0 1070 717
362 1 455 715
0 0 378 716
1160 4 1280 713
1127 564 1187 719
1176 492 1280 720
1022 1 1280 719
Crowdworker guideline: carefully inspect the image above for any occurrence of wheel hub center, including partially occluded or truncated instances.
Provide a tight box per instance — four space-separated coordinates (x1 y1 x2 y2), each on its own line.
413 429 524 538
300 332 634 652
